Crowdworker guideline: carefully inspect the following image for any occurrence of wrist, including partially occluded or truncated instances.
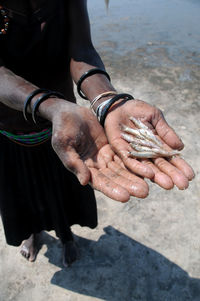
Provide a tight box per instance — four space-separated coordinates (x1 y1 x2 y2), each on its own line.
38 97 67 122
95 93 134 126
107 98 128 112
23 89 66 126
91 91 117 113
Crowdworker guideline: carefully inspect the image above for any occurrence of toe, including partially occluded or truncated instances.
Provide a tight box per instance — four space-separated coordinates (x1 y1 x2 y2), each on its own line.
20 249 30 259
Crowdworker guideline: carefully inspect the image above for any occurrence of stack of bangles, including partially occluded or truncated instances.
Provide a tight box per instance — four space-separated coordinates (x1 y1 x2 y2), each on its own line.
0 88 66 146
77 68 134 127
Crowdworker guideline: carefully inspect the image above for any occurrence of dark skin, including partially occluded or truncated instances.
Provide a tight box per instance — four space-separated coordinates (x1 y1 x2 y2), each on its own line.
0 0 194 263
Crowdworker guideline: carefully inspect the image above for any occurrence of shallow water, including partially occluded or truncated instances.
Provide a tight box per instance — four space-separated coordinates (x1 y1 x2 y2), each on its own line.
88 0 200 66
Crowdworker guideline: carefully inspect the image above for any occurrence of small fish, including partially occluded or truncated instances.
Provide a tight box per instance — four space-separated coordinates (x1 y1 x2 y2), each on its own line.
130 143 180 157
139 129 163 147
121 125 146 140
130 144 160 153
122 132 159 148
129 116 149 130
129 151 158 159
150 148 180 157
121 133 135 143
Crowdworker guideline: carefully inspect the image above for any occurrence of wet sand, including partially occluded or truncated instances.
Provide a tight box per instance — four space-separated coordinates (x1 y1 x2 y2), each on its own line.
0 1 200 300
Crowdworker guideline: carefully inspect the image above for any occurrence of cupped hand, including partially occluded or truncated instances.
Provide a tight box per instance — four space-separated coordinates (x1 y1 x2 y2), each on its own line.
104 98 195 190
50 102 149 202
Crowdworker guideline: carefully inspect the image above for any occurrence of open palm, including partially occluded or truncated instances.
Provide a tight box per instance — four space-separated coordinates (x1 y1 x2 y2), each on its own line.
104 98 194 190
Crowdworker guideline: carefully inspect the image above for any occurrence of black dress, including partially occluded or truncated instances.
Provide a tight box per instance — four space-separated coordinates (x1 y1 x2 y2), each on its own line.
0 134 97 246
0 0 98 246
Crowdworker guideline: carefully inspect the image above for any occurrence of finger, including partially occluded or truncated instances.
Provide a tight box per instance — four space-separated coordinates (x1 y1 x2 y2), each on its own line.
89 168 130 202
151 140 195 180
141 159 174 190
153 157 189 190
168 156 195 180
154 116 184 150
105 162 149 198
57 150 91 185
122 155 155 179
113 154 126 168
110 139 155 179
97 144 116 169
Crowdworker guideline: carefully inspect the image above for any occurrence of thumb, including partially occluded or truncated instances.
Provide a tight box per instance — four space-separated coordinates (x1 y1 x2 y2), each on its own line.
67 154 91 185
56 149 91 185
155 117 184 150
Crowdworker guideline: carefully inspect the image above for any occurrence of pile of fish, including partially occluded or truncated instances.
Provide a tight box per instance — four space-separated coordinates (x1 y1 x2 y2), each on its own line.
121 117 181 159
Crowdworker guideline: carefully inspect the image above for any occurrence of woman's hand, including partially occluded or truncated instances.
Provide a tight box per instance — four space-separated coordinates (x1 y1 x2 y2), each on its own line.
48 101 149 202
104 98 195 190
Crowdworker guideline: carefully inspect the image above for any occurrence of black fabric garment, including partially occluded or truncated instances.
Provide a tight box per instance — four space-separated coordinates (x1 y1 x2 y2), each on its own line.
0 0 98 247
0 134 97 246
0 0 70 81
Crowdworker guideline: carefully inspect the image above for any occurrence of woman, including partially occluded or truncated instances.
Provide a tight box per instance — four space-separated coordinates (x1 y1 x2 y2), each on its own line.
0 0 194 267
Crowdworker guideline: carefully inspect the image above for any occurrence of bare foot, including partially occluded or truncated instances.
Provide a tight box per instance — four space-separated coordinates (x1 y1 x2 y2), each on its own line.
20 234 38 262
62 240 79 268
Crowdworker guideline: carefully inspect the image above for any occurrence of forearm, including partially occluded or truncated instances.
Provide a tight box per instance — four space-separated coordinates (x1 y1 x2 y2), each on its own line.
70 48 115 100
68 0 116 106
0 66 38 111
0 66 71 123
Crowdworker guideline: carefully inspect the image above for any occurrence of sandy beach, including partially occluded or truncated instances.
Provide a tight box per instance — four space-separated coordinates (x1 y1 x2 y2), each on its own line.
0 0 200 300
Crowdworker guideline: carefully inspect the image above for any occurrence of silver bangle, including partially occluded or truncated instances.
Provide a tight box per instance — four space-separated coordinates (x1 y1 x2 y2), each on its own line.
96 98 113 121
90 91 117 111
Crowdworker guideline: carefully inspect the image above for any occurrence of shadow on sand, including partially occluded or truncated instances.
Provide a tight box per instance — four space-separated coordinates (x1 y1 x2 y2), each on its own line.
41 226 200 301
